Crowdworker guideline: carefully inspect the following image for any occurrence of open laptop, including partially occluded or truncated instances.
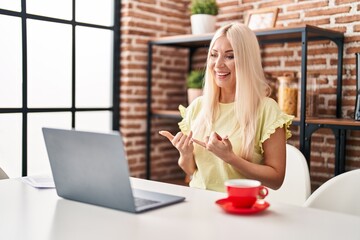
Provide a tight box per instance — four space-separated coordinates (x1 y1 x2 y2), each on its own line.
42 127 185 213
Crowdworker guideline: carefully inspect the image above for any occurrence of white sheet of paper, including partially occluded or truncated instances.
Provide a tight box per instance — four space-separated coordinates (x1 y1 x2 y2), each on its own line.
21 176 55 188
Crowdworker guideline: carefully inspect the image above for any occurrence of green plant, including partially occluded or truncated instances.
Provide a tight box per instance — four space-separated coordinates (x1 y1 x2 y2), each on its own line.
190 0 219 16
187 70 204 89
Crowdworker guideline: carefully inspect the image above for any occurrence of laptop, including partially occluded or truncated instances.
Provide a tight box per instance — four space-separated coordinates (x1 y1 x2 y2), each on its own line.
42 127 185 213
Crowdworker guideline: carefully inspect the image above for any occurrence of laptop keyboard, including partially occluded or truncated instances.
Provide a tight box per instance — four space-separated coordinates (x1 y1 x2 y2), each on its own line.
134 197 159 208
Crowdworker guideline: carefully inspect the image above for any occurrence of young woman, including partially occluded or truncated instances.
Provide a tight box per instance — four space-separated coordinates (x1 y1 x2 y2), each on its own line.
160 22 293 192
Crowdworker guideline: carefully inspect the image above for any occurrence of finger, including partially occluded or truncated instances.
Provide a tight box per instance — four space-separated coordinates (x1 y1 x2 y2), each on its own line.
222 136 231 145
208 132 219 144
184 131 193 146
175 132 186 146
192 138 206 148
173 132 183 142
159 131 174 141
213 132 223 141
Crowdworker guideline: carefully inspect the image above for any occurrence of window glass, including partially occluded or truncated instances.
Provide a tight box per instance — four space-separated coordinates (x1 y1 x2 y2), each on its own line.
26 0 72 20
76 0 113 26
75 26 113 108
27 112 71 176
0 15 22 107
27 19 72 108
0 0 21 11
0 114 22 178
75 111 112 133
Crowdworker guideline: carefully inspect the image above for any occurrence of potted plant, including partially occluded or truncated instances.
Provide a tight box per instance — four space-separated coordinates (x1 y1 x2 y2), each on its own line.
187 70 204 104
189 0 219 34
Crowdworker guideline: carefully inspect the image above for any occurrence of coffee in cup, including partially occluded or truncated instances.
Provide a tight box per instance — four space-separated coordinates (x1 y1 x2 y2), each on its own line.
225 179 268 208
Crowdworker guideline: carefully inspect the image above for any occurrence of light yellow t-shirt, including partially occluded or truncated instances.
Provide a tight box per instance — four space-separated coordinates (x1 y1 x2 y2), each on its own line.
178 96 293 192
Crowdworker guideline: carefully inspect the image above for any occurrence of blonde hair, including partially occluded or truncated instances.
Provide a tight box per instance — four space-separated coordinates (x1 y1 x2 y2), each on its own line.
193 22 270 159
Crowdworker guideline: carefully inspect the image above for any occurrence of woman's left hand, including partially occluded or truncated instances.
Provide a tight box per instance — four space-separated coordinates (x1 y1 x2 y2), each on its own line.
193 132 234 162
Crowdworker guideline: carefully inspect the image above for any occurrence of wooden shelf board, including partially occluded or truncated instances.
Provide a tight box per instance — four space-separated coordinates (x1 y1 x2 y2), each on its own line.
306 118 360 127
152 109 181 119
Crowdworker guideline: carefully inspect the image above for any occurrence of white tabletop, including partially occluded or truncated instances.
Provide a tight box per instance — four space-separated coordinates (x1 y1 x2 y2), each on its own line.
1 178 359 240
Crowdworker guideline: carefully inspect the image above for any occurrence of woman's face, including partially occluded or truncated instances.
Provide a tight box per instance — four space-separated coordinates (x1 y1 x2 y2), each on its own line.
209 36 236 92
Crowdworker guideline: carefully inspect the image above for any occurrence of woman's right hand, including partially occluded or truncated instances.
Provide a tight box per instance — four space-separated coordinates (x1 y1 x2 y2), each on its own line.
159 130 194 158
159 130 196 175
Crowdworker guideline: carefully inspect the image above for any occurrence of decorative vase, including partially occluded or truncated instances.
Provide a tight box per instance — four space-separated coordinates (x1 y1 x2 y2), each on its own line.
190 14 216 34
187 88 202 105
355 53 360 120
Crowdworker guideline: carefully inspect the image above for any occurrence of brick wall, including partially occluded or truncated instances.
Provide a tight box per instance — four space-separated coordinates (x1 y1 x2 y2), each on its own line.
120 0 191 180
120 0 360 191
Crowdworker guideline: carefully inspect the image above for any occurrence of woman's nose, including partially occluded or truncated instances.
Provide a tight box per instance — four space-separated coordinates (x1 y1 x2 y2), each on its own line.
215 56 225 67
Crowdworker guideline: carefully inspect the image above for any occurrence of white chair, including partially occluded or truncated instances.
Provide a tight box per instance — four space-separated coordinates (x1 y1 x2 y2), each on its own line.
0 167 9 180
266 144 311 206
303 169 360 216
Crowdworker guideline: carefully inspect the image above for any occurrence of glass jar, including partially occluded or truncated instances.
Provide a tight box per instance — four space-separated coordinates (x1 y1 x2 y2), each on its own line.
297 73 319 118
277 75 298 116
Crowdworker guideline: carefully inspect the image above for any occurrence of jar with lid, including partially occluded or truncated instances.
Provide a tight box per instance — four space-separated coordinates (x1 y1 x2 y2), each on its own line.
277 74 298 116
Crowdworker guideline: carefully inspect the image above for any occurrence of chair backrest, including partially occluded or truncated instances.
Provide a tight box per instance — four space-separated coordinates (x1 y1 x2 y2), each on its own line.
303 169 360 216
266 144 311 206
0 167 9 180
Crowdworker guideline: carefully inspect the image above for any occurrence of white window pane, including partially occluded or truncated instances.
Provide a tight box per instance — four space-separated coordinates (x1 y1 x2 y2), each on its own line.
27 112 71 176
0 0 21 11
27 19 72 108
0 15 22 108
26 0 72 20
76 26 113 108
0 114 22 178
76 0 114 27
75 111 112 133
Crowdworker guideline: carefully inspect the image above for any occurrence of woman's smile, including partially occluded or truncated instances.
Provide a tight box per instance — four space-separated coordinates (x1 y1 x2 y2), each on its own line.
215 71 231 80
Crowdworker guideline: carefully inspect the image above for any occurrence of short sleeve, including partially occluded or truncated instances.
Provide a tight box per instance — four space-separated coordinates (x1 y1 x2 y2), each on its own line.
258 98 294 153
178 104 190 134
178 97 203 135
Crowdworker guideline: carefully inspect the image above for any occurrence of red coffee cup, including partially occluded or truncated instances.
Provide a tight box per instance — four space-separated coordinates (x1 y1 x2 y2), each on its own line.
225 179 268 208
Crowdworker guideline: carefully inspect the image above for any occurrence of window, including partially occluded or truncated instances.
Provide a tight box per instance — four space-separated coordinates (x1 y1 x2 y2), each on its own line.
0 0 120 177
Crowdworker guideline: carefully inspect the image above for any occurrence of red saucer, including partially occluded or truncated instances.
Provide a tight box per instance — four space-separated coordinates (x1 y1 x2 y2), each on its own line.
215 198 270 215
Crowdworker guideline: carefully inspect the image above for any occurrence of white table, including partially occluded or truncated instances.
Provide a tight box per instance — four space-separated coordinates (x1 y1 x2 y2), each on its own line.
1 178 359 240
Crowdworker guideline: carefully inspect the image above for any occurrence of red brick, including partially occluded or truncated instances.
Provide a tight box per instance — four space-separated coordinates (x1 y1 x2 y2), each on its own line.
259 0 295 8
287 1 329 11
336 14 360 24
277 13 300 21
335 0 358 4
305 6 350 17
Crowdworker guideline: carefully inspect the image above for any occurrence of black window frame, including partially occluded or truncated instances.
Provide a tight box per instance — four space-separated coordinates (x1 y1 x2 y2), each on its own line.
0 0 120 176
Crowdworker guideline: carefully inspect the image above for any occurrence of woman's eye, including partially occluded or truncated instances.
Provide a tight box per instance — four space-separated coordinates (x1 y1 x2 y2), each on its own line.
226 55 234 60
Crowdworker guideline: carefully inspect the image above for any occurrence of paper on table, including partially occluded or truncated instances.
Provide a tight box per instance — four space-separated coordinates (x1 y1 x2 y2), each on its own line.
21 176 55 189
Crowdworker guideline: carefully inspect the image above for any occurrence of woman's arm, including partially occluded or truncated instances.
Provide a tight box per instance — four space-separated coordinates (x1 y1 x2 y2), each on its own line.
235 126 286 189
196 127 286 190
178 153 197 176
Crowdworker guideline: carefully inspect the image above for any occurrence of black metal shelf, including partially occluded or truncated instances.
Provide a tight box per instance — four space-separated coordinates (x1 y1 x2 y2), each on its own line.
146 24 344 179
305 118 360 175
150 25 343 47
